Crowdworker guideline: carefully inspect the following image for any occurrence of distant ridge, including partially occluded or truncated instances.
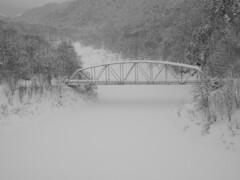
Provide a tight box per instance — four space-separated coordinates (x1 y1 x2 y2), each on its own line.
0 3 27 18
18 1 71 26
17 0 126 28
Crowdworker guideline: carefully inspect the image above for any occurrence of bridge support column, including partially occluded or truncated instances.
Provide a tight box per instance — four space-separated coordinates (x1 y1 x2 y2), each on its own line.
135 64 138 83
180 67 183 84
150 63 153 84
165 65 168 84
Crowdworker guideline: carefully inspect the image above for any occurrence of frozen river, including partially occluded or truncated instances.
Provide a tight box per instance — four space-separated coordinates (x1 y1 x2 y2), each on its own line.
1 85 240 180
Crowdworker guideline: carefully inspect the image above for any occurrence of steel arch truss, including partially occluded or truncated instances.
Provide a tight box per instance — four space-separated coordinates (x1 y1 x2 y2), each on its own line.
66 60 202 86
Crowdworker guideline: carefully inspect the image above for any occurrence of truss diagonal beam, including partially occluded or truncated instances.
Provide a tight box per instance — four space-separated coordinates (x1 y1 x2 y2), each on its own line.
96 66 107 80
153 65 165 82
78 71 91 80
137 64 150 82
124 63 136 81
109 66 121 81
167 66 181 82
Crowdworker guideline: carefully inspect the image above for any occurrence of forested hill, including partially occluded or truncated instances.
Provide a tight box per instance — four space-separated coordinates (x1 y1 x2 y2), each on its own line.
17 0 186 59
18 2 71 26
0 19 81 93
18 0 183 30
17 0 240 78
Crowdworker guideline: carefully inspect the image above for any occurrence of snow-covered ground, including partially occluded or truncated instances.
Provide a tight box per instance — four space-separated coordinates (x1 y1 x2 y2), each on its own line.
0 43 240 180
173 102 240 151
0 84 95 132
1 85 240 180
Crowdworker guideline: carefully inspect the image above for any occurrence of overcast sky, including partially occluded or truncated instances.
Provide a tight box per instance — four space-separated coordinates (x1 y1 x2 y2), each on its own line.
1 0 71 8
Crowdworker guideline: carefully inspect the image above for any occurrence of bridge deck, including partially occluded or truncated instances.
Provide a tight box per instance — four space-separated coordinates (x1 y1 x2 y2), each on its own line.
66 80 198 86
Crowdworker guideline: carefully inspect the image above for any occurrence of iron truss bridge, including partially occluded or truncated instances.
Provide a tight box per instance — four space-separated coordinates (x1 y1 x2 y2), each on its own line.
66 60 202 87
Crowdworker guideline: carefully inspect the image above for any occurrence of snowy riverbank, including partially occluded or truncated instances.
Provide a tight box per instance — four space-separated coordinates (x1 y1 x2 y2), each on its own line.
0 84 96 132
173 102 240 151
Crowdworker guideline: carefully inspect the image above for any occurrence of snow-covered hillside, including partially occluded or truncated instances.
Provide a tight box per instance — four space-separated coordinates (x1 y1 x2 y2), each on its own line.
73 42 123 67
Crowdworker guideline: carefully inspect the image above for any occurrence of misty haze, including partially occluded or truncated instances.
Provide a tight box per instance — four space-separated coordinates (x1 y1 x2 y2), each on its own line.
1 0 240 180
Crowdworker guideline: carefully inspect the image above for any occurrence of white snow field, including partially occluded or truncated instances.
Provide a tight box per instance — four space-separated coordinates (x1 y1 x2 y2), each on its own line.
0 85 240 180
